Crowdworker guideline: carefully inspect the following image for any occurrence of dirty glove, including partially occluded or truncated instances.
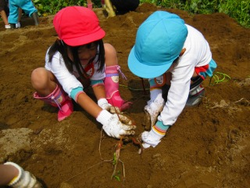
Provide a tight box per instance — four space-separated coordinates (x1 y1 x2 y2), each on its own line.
142 121 170 148
98 98 121 114
4 162 44 188
96 110 136 139
143 89 165 130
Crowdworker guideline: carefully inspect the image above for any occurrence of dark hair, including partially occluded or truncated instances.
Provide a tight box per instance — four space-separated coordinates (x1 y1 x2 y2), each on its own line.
48 39 105 81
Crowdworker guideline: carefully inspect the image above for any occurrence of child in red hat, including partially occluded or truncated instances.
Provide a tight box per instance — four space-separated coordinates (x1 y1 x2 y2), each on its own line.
31 6 135 139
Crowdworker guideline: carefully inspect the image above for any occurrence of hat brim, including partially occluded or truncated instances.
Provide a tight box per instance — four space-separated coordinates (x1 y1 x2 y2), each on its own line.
63 29 106 47
128 46 172 79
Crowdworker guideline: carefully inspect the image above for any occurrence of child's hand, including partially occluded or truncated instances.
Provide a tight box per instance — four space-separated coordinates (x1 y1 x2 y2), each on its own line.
142 121 169 148
96 110 136 139
141 128 163 148
143 98 164 130
98 98 121 114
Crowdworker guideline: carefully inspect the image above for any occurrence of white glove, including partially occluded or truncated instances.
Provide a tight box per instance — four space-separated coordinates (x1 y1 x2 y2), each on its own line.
141 129 164 149
4 162 44 188
98 98 121 114
96 110 136 138
143 89 165 129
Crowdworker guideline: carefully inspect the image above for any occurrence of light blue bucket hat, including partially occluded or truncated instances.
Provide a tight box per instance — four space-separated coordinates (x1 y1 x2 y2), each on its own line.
128 11 188 78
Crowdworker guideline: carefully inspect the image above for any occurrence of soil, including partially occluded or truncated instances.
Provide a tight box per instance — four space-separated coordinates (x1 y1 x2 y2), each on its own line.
0 3 250 188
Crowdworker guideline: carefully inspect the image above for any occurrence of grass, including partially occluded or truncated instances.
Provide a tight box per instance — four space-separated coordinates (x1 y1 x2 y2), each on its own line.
140 0 250 28
1 0 248 28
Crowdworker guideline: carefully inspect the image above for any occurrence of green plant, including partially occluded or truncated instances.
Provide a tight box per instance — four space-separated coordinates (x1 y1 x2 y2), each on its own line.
218 0 249 28
32 0 249 28
160 0 249 28
33 0 102 16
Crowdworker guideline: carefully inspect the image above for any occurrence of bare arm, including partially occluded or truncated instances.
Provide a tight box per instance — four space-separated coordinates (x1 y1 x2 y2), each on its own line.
76 92 103 118
92 84 106 101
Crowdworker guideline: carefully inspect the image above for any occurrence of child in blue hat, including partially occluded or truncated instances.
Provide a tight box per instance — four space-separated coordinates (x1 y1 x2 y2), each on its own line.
128 11 217 148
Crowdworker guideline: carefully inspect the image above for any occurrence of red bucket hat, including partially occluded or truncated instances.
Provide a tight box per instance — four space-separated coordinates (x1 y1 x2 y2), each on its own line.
53 6 105 46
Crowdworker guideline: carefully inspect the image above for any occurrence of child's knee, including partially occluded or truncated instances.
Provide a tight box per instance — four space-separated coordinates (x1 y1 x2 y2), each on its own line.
31 68 49 88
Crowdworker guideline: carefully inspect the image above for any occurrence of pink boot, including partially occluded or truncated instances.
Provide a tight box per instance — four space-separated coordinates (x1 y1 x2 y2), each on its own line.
34 85 73 121
104 65 132 111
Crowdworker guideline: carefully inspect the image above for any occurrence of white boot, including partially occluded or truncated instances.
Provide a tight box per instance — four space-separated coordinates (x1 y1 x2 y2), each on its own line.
4 162 44 188
186 85 205 106
16 22 21 28
5 24 11 29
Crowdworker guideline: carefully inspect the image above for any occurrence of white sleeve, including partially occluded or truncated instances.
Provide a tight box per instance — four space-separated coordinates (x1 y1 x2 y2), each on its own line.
45 51 83 96
158 64 192 126
158 25 212 126
185 24 212 67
